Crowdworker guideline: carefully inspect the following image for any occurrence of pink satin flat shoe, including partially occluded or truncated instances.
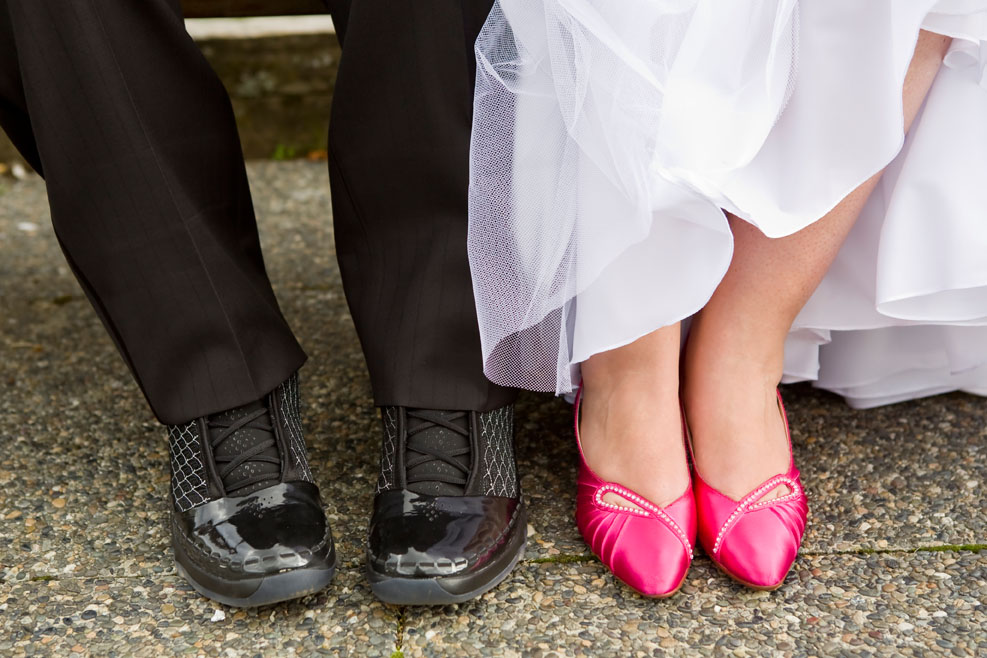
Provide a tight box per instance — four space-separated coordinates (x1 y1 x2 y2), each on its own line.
690 390 808 591
573 389 696 598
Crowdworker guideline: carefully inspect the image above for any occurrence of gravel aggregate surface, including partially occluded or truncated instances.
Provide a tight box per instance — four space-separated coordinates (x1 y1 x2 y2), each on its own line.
1 570 397 657
401 553 987 657
1 163 984 656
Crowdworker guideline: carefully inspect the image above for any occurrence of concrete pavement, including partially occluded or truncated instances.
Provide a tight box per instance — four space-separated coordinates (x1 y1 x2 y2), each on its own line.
1 162 984 657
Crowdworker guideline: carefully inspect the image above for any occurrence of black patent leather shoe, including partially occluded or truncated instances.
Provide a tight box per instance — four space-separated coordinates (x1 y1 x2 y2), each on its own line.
168 373 335 607
367 406 526 605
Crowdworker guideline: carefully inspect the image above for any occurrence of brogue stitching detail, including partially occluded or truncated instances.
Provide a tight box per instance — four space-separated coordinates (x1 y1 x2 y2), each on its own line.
479 406 517 498
376 407 399 493
278 374 314 484
169 421 210 513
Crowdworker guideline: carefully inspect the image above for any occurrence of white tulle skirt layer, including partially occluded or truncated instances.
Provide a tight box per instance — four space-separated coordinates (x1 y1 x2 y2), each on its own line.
468 0 987 408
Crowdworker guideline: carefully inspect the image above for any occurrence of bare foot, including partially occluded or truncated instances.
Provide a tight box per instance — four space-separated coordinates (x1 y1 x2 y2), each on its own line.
578 381 691 509
578 329 691 509
682 361 792 502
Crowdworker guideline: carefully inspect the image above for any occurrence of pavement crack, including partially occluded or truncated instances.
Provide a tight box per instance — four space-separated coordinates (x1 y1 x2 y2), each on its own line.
524 543 986 567
527 554 595 565
391 606 406 658
802 543 986 557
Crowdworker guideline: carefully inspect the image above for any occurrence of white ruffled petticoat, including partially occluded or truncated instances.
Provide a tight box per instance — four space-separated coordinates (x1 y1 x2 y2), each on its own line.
467 0 987 408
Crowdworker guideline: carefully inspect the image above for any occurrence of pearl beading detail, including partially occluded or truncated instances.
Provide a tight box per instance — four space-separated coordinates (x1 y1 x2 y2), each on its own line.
594 484 694 560
711 474 802 558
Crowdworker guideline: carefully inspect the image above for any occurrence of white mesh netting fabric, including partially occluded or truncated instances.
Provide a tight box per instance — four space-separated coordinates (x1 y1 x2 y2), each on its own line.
468 0 987 406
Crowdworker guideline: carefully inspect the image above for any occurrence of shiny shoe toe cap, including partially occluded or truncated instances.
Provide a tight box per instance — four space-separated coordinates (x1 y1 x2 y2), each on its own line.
176 481 333 576
368 489 522 578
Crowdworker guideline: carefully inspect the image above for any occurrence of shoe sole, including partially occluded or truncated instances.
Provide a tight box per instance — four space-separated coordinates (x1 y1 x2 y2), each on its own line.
368 542 525 606
171 502 337 608
175 559 337 608
367 509 527 606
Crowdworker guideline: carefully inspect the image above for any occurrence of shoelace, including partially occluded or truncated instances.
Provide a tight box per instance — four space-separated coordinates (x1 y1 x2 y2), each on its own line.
405 410 471 488
207 408 281 494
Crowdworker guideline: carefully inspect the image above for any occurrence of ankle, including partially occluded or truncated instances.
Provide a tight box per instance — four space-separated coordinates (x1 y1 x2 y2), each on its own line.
682 370 780 423
682 385 792 500
685 319 786 385
579 375 681 451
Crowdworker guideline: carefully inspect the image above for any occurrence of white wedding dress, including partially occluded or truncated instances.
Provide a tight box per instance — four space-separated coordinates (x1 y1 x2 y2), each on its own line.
467 0 987 408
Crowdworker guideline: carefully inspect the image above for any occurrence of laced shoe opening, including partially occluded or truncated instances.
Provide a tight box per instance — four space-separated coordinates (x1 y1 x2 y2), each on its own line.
404 410 472 496
208 400 282 497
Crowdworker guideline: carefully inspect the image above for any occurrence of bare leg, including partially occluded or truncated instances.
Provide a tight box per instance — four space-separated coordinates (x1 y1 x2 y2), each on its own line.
579 30 950 508
683 30 951 500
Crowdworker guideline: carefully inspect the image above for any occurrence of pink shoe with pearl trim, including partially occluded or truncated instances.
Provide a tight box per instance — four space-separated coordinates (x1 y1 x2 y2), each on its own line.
691 390 808 590
573 389 696 598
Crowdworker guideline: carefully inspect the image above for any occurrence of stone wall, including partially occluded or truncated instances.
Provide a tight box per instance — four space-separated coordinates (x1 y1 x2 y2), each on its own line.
0 30 341 166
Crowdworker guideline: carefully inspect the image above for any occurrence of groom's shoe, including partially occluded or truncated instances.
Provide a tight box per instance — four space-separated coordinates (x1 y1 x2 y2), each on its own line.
168 373 336 607
366 406 527 605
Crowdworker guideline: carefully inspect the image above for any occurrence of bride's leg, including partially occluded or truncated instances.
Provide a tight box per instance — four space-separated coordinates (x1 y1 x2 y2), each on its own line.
580 324 690 508
683 30 951 500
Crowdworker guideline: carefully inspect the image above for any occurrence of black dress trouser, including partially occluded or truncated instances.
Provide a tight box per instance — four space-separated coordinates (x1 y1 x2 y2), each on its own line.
0 0 305 424
1 0 514 423
326 0 516 412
